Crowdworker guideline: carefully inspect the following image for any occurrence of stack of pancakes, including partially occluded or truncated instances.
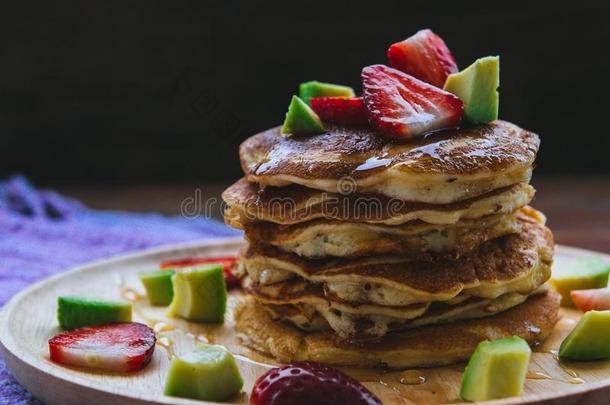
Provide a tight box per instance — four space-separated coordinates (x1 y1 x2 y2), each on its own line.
224 120 560 367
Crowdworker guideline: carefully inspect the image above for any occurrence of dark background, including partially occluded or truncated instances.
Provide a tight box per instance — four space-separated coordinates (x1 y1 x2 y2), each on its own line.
2 1 609 185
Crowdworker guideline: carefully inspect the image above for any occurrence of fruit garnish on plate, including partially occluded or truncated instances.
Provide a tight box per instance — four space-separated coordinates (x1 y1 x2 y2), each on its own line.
460 336 531 401
571 288 610 312
250 361 381 405
281 95 326 136
550 256 610 306
161 256 244 290
387 29 458 88
559 310 610 361
57 296 132 330
310 96 367 126
139 270 175 306
362 64 464 139
164 343 243 401
299 80 355 104
48 322 155 372
166 264 227 322
161 256 238 269
444 56 500 124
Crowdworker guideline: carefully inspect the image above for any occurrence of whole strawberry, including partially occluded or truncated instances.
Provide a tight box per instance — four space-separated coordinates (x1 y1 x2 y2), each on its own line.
250 361 381 405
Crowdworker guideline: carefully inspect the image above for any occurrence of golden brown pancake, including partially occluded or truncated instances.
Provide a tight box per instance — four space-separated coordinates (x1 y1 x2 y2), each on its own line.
242 211 520 259
240 121 539 204
245 277 541 341
223 178 534 227
240 208 554 306
234 291 560 368
244 277 430 320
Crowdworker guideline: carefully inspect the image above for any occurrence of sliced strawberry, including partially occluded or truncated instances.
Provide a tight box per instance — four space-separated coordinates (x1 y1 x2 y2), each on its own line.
362 64 463 139
49 322 155 372
160 257 243 290
387 29 458 88
571 288 610 312
160 257 238 269
310 97 367 126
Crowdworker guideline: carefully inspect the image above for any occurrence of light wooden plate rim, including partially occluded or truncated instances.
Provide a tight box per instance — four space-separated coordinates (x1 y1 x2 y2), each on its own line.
0 238 609 405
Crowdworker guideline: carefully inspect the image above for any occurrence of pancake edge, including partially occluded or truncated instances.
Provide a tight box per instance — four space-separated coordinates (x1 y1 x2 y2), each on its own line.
234 290 560 368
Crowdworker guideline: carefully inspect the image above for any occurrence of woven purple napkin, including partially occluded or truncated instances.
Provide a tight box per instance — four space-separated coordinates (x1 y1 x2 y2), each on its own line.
0 175 239 404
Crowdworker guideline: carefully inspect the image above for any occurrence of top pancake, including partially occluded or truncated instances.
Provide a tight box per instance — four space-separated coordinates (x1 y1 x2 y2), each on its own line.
240 121 539 204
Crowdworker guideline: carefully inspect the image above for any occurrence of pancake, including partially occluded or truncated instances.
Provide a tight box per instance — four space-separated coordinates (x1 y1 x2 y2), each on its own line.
222 178 534 227
242 211 520 259
246 277 540 341
240 208 553 306
244 277 431 320
240 121 539 204
234 290 560 368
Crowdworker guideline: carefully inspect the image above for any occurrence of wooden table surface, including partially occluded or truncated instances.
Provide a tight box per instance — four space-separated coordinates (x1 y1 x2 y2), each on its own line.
57 176 610 254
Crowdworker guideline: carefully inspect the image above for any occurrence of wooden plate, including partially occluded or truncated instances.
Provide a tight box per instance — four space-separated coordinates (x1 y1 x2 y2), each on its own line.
1 237 609 405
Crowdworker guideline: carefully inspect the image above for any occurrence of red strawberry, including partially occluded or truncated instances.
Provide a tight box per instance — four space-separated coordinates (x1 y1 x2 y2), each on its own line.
49 322 155 372
161 257 243 290
362 64 463 139
160 256 238 269
250 361 381 405
571 288 610 312
310 97 367 126
387 29 458 88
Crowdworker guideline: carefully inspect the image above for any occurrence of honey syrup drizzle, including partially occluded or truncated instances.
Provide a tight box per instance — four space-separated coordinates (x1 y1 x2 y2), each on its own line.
528 349 585 384
345 367 428 400
399 370 427 385
151 321 175 334
156 336 175 359
115 275 224 361
526 370 553 380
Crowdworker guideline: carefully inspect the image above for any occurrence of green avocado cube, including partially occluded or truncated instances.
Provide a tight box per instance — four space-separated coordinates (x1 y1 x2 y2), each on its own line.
164 344 244 402
139 269 175 306
444 56 499 124
551 257 610 306
460 336 531 401
559 310 610 361
57 296 132 330
299 80 355 104
166 264 226 323
280 95 325 136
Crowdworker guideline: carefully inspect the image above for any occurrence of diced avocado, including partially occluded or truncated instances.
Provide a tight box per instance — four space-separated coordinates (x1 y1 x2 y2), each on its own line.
299 80 355 104
164 343 243 401
444 56 499 124
57 296 132 330
460 336 531 402
559 310 610 361
166 264 226 323
139 269 175 306
280 96 325 136
551 257 610 306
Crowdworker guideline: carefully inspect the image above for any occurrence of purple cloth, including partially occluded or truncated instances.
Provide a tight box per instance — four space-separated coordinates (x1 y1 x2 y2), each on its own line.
0 175 239 404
